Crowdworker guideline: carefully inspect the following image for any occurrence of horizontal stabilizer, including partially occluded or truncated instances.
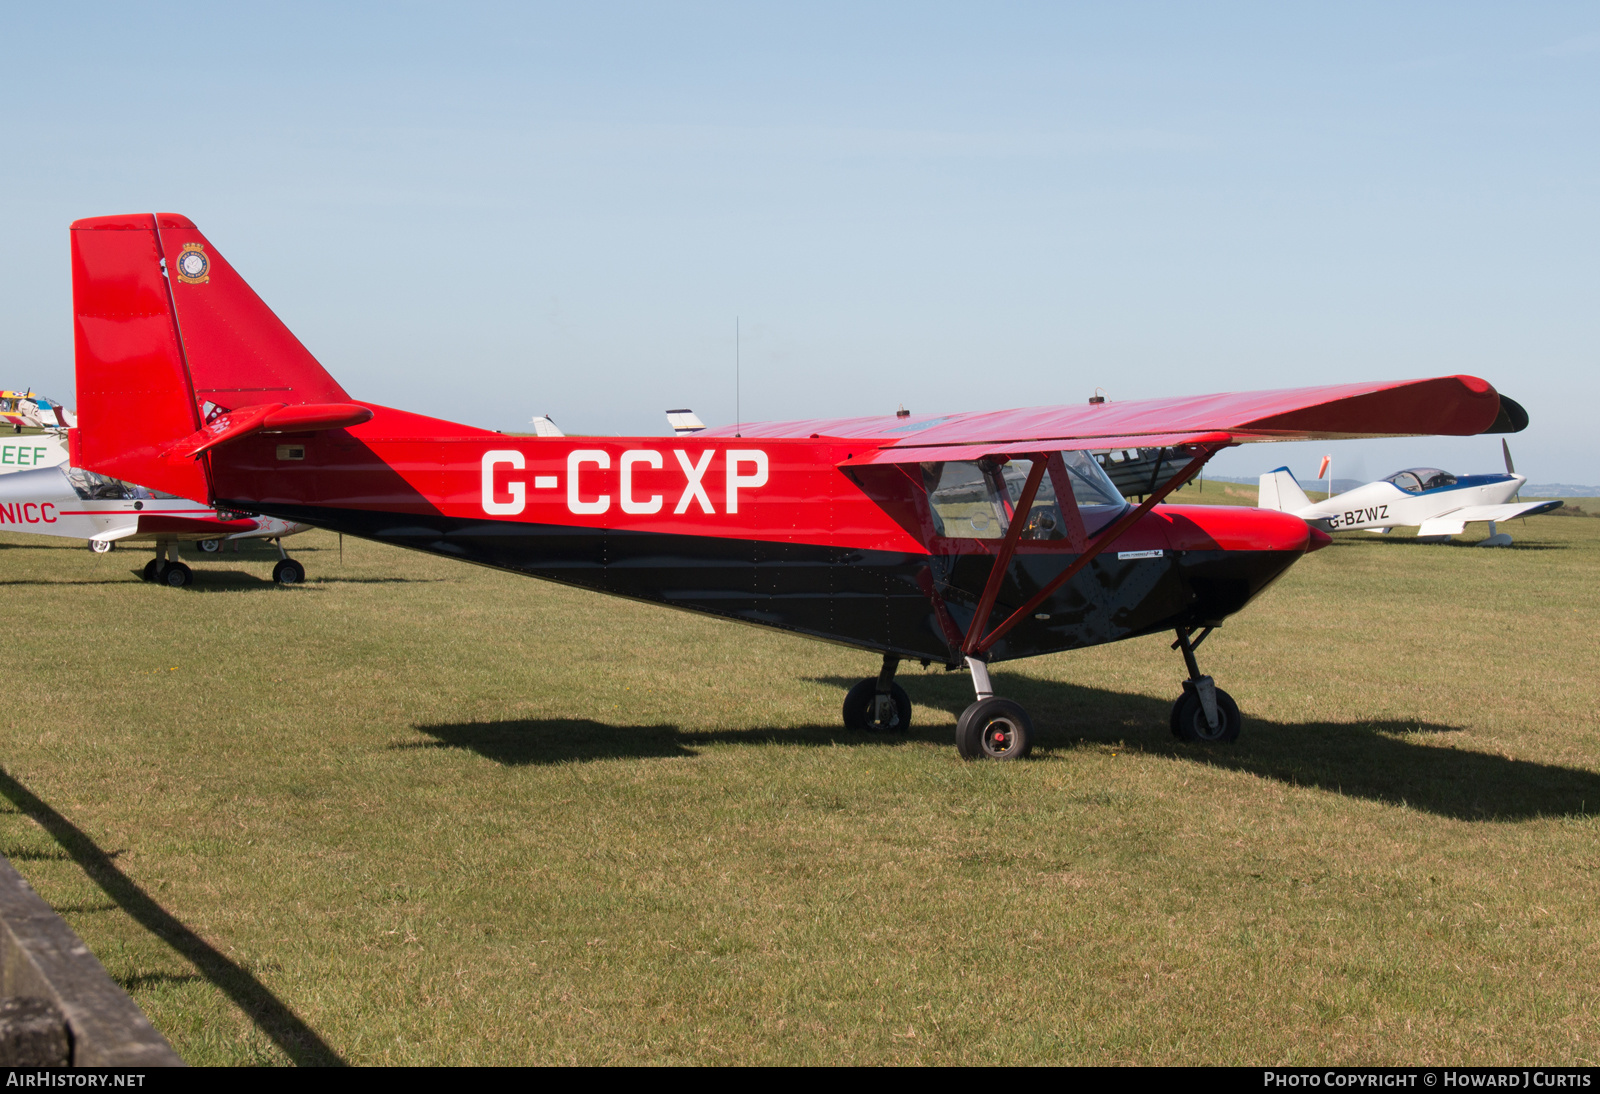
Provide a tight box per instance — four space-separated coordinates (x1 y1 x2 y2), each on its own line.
169 402 374 459
666 409 706 436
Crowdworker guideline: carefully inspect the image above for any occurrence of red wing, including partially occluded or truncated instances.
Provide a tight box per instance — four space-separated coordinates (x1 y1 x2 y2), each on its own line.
702 376 1504 463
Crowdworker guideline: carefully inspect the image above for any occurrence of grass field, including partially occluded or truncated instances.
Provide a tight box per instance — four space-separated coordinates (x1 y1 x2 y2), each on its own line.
1 486 1597 1065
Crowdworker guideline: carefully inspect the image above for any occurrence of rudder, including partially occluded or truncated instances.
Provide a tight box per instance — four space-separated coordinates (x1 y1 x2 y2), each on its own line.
72 213 351 500
1257 467 1312 513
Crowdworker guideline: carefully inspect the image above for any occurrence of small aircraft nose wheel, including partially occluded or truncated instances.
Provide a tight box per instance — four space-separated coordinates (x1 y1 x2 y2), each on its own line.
1170 682 1242 743
197 539 222 553
842 679 911 732
956 697 1033 761
272 558 306 586
87 539 113 554
160 561 194 588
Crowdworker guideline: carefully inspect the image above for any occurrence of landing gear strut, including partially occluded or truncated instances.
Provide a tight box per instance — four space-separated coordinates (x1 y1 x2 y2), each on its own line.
955 657 1033 761
842 654 911 732
1170 627 1241 743
141 541 193 588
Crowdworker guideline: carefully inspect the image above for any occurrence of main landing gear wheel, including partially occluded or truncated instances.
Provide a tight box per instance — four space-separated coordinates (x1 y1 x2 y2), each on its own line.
956 697 1033 761
272 558 305 586
87 539 113 554
142 559 161 582
842 679 911 732
160 561 194 588
197 539 222 553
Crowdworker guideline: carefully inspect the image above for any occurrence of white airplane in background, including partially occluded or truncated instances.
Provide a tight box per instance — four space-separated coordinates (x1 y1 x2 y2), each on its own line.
0 463 312 585
0 433 68 474
1259 443 1562 546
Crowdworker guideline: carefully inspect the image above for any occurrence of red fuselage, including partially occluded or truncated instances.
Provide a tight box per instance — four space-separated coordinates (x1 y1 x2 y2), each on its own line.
202 406 1320 664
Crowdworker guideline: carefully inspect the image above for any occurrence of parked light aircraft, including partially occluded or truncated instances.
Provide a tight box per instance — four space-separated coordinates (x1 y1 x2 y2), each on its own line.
69 213 1532 758
0 434 68 475
0 392 76 432
1259 443 1560 546
0 463 311 585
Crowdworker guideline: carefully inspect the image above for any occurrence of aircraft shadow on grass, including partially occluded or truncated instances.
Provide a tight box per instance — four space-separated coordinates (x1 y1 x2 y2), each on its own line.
415 676 1600 824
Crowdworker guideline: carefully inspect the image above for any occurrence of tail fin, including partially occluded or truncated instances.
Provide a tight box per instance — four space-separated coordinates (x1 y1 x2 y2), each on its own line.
1257 466 1312 513
72 213 350 500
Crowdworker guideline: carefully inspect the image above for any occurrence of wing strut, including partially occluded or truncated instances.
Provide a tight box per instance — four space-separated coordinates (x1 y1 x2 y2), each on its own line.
962 455 1050 654
963 446 1219 658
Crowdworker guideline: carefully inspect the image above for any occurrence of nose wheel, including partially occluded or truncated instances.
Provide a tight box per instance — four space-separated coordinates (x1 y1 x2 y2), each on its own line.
1169 627 1243 743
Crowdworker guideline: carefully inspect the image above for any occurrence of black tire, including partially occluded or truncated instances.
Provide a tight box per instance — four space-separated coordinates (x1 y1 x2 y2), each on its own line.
161 561 194 588
197 539 222 553
88 539 113 554
142 559 161 582
1170 685 1242 743
273 558 305 586
955 697 1033 761
841 679 912 732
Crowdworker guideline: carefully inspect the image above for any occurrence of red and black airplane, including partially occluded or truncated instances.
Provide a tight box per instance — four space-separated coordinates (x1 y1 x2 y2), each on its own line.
70 214 1527 760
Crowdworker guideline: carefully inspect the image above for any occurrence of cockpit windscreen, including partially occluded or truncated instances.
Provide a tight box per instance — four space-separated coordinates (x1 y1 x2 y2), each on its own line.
1384 468 1456 494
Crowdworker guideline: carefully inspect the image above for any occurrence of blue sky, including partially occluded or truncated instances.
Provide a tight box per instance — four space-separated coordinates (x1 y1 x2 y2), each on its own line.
2 3 1596 483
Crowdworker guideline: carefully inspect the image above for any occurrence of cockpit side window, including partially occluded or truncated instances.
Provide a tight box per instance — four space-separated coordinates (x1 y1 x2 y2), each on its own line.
920 452 1126 542
64 466 135 500
923 461 1008 539
1386 471 1424 494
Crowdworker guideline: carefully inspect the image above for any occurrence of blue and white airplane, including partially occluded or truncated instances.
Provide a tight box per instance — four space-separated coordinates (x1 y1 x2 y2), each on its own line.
1259 444 1562 546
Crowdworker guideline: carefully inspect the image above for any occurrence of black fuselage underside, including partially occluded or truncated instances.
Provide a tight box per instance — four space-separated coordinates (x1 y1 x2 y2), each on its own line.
235 503 1300 664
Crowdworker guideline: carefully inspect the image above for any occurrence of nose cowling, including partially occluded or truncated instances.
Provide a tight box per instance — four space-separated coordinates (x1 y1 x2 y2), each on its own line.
1153 504 1320 624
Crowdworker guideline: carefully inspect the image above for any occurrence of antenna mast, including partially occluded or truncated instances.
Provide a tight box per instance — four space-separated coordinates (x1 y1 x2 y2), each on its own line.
735 316 741 438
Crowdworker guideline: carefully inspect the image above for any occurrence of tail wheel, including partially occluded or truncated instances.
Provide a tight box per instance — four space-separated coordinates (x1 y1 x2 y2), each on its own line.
841 679 912 732
272 558 305 586
955 698 1033 761
88 539 113 554
1170 686 1242 743
197 539 222 553
161 561 194 588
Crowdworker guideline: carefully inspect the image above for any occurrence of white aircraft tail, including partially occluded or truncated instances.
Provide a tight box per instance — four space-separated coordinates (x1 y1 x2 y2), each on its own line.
1258 467 1313 513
